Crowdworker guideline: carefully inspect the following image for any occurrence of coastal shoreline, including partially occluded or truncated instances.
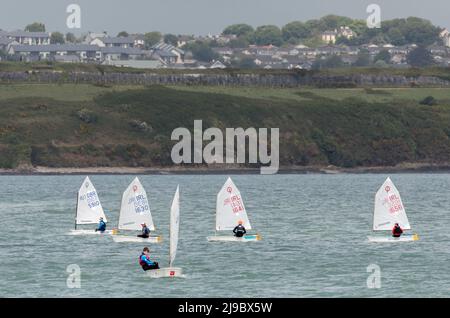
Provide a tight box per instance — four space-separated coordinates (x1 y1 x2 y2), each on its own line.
2 163 450 175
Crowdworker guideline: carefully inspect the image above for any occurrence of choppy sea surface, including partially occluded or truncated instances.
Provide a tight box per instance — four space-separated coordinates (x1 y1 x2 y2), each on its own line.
1 174 450 297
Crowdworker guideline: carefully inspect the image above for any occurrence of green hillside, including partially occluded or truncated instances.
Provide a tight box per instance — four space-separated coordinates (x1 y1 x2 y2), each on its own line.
1 83 450 169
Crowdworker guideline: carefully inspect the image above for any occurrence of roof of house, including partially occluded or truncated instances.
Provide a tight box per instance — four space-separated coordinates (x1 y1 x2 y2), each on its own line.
152 49 178 58
102 37 135 45
11 44 101 53
8 31 50 38
152 42 185 55
100 47 146 55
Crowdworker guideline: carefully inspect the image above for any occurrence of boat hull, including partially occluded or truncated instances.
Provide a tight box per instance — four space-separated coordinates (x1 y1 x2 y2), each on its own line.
112 235 162 243
207 234 261 242
69 229 112 235
368 233 419 243
146 267 183 278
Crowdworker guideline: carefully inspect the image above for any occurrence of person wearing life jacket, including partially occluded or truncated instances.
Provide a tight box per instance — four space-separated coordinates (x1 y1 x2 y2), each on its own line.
95 217 106 233
392 223 403 238
233 220 247 238
137 223 150 238
139 247 159 271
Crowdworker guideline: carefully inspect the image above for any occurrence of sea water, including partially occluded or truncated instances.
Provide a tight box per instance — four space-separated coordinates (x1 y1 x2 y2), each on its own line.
0 174 449 297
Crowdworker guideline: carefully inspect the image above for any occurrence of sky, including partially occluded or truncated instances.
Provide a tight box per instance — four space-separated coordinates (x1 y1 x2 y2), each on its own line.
0 0 449 35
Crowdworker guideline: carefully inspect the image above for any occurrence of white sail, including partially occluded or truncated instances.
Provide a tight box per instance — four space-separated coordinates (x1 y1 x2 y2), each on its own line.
169 186 180 267
216 177 251 231
76 176 106 225
118 177 154 231
373 177 411 231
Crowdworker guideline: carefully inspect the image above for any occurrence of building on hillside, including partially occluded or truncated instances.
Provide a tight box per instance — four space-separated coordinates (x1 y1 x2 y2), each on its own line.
101 47 148 61
321 27 355 44
8 44 102 62
209 60 227 69
151 42 185 63
440 29 450 47
321 31 338 44
92 36 135 48
2 31 50 45
84 32 108 43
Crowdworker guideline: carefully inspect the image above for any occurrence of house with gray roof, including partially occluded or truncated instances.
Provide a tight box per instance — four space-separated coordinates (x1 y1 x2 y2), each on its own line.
151 42 185 63
101 47 148 61
8 44 102 62
92 36 135 48
4 31 50 45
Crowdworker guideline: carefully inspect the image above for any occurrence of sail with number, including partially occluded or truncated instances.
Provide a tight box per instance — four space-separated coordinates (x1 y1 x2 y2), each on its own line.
169 186 180 267
76 177 106 225
216 177 251 231
118 177 154 231
373 177 411 231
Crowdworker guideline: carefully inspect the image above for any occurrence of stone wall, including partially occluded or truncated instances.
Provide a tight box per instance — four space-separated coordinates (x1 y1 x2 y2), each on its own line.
0 71 449 87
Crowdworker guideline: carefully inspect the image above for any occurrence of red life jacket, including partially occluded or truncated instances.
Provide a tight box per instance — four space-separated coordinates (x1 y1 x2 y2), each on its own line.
139 253 149 266
392 226 403 236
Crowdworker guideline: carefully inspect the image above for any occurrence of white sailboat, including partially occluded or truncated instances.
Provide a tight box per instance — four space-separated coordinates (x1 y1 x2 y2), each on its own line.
70 176 111 235
207 177 261 242
112 177 162 243
368 177 419 243
147 186 183 278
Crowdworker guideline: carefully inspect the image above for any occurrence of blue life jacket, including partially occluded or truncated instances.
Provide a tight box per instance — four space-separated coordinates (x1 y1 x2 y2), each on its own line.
98 220 106 232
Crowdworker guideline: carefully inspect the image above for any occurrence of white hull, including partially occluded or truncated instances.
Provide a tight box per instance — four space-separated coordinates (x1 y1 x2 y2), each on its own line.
368 233 419 243
146 267 183 278
207 234 261 242
112 235 162 243
69 229 112 235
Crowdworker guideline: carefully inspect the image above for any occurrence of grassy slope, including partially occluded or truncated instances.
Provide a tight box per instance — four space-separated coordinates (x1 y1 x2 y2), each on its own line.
1 84 450 169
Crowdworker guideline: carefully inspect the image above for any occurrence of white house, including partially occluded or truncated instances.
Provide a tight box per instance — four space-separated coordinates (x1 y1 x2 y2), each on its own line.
440 29 450 47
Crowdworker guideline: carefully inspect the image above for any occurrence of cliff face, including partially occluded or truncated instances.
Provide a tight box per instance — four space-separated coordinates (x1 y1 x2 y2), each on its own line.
0 71 449 87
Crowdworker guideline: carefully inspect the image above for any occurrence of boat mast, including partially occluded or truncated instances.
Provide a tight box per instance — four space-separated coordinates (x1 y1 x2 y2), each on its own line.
74 190 79 230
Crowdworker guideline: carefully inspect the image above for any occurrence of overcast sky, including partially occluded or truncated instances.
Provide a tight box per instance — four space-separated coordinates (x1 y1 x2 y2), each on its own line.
1 0 449 35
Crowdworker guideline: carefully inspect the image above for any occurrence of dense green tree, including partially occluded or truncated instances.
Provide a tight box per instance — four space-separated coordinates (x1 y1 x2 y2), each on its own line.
187 42 219 62
282 21 311 42
164 34 178 46
65 32 76 43
50 32 65 44
312 55 344 69
117 31 129 37
25 22 46 32
232 56 257 68
253 25 283 46
223 24 254 37
407 46 434 67
374 50 391 63
354 51 371 67
229 37 250 48
144 32 162 48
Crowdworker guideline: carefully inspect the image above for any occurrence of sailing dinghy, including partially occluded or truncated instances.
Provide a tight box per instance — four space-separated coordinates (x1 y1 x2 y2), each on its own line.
112 177 162 243
207 177 261 242
147 186 183 278
70 176 111 235
368 177 419 243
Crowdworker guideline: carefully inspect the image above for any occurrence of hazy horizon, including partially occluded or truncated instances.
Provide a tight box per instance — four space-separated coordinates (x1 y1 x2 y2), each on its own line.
0 0 449 35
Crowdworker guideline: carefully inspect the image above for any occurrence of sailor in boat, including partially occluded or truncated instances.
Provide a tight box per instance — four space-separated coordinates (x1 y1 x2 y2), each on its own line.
95 217 107 233
392 223 403 238
139 247 159 271
137 223 150 238
233 220 247 238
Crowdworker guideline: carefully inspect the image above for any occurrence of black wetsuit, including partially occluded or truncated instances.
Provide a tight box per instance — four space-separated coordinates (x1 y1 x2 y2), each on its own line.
233 224 247 237
137 226 150 238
